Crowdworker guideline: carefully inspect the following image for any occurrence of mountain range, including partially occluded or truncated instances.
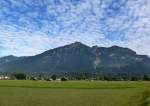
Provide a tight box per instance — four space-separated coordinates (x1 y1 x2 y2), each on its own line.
0 42 150 74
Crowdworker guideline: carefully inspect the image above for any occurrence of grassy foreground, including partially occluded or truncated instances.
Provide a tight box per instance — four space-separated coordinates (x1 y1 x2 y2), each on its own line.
0 80 149 106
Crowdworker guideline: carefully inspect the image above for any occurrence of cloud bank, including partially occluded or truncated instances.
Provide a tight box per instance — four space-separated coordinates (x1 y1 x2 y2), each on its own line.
0 0 150 56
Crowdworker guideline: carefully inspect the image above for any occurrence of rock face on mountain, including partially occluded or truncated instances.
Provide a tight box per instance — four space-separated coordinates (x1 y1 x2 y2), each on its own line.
0 42 150 74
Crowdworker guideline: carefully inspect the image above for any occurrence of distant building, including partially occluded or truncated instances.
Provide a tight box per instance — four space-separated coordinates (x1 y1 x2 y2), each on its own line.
0 76 10 80
56 78 61 81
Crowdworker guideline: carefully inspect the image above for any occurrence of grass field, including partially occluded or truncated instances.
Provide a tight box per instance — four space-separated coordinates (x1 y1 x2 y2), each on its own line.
0 80 149 106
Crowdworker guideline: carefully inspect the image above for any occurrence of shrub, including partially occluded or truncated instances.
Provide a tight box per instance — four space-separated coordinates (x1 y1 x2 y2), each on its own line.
51 75 57 80
13 73 26 80
61 77 68 81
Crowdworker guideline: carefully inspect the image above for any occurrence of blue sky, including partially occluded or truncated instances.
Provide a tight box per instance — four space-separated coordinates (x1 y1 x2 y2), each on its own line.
0 0 150 56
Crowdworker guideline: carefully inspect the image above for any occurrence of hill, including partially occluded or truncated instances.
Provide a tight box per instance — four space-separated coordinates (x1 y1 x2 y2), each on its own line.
0 42 150 74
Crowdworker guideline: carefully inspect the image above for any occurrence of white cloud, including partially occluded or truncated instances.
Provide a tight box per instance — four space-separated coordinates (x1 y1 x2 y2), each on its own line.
0 24 51 56
0 0 150 56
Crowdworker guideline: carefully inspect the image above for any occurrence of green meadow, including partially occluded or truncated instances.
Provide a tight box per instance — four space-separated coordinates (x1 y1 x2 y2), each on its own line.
0 80 149 106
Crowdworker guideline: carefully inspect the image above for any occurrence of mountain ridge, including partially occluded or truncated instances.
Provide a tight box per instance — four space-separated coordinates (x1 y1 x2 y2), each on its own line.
0 42 150 74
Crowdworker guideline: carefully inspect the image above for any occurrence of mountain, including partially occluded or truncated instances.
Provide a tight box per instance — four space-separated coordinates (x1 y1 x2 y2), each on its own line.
0 42 150 74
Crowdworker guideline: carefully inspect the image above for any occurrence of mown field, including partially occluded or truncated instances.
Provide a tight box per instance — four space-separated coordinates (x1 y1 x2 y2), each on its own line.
0 80 149 106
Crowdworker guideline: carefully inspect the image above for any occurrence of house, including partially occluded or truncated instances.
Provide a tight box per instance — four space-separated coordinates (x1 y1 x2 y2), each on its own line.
0 75 10 80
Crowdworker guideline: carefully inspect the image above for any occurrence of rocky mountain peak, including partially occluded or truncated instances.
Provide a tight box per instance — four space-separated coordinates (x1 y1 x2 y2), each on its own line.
0 42 150 74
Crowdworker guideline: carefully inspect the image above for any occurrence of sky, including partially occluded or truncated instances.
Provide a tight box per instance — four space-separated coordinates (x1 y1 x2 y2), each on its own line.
0 0 150 56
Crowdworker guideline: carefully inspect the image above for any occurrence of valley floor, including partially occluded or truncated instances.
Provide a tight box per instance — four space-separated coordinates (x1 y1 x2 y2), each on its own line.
0 80 149 106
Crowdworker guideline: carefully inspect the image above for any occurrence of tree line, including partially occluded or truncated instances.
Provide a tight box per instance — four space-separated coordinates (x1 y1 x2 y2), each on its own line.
1 72 150 81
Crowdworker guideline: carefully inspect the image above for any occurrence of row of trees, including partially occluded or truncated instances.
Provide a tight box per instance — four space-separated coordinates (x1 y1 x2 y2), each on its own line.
7 72 150 81
11 73 68 81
